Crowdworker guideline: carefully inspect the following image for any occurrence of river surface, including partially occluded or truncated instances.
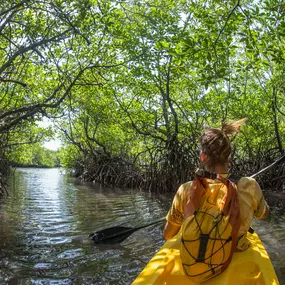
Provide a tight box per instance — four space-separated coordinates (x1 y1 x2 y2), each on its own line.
0 168 284 285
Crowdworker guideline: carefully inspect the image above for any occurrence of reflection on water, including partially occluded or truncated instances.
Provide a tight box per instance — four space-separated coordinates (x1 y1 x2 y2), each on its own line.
0 168 166 285
0 168 284 284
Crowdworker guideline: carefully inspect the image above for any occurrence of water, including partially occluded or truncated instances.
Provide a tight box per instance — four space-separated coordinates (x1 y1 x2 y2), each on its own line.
0 168 284 284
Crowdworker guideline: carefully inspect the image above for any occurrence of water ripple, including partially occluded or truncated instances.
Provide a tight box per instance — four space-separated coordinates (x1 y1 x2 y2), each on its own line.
0 168 284 284
0 168 166 284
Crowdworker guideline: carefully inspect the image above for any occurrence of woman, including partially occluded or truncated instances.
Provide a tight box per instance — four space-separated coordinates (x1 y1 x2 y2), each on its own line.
163 118 269 252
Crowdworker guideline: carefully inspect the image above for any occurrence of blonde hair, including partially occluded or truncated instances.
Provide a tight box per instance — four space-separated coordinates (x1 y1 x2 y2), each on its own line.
200 118 247 167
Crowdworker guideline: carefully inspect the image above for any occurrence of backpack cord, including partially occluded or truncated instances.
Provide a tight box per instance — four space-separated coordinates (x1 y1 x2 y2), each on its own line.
182 211 232 264
182 173 241 278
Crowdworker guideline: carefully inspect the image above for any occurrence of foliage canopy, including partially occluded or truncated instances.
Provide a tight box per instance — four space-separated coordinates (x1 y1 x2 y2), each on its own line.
1 0 284 191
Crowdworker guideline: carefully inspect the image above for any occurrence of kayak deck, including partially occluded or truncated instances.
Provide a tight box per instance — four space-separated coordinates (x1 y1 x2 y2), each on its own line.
132 232 279 285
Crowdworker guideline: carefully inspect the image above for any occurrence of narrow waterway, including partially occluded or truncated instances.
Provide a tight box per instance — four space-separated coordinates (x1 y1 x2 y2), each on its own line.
0 168 284 285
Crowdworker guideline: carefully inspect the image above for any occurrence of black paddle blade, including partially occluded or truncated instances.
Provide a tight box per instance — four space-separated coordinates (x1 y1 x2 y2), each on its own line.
89 226 138 244
89 219 165 245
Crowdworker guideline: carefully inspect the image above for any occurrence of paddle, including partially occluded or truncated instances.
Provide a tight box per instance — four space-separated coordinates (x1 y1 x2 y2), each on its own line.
250 153 285 178
89 219 165 244
90 153 285 244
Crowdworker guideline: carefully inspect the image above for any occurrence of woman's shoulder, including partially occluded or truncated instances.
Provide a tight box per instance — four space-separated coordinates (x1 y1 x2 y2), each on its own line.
236 176 260 193
237 176 257 185
174 181 193 199
178 181 192 192
181 180 192 187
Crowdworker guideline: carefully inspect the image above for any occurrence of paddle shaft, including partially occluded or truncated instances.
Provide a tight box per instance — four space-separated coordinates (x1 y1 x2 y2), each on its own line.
104 219 165 240
250 153 285 178
131 219 165 231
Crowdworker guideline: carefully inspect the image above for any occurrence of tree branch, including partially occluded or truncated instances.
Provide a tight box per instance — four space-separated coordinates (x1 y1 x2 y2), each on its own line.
0 77 27 88
214 1 240 46
83 116 111 157
0 0 30 17
0 28 71 74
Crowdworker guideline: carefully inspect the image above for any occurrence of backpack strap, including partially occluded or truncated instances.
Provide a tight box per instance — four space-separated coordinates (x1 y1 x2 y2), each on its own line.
215 175 241 273
226 174 255 235
227 173 241 184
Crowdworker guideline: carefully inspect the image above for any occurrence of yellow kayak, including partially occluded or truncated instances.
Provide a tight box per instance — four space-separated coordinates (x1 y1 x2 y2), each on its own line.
132 232 279 285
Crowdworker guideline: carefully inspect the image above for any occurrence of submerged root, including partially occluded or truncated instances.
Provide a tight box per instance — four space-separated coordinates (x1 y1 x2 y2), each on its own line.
72 149 284 193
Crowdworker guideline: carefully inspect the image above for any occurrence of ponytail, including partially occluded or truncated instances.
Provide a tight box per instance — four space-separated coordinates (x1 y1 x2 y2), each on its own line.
200 118 247 167
221 118 247 136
